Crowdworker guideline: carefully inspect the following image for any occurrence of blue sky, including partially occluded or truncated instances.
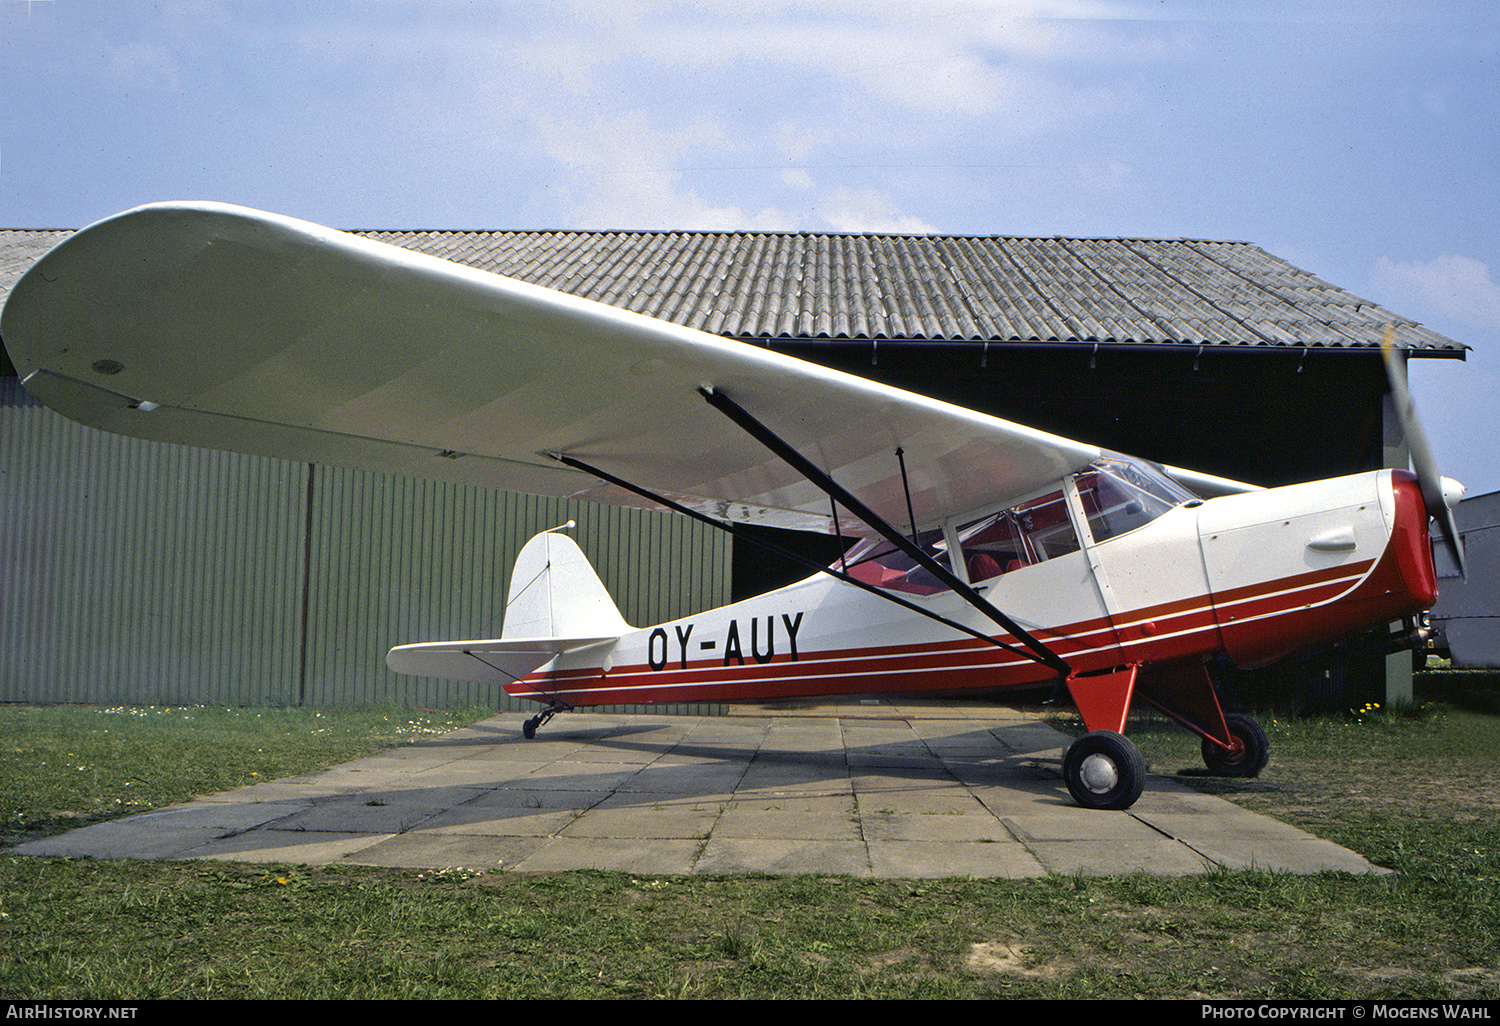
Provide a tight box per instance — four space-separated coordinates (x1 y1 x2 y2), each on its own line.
4 0 1497 493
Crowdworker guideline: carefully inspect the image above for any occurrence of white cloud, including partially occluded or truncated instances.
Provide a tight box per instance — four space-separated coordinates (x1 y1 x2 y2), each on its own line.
513 1 1156 127
534 111 796 229
1371 254 1500 332
781 168 815 190
815 187 937 234
531 109 946 234
496 1 1161 231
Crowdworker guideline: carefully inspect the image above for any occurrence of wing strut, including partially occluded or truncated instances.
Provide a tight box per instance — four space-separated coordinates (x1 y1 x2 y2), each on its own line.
552 453 1051 667
697 387 1072 679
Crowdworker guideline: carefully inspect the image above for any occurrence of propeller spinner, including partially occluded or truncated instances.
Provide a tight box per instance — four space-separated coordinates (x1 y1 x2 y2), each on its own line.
1382 325 1467 578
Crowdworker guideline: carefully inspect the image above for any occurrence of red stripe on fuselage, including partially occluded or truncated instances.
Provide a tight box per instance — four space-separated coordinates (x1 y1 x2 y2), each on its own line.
506 556 1389 706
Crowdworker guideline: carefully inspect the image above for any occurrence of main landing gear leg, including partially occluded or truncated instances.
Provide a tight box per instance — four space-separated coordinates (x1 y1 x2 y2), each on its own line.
522 704 565 740
1061 666 1145 810
1137 659 1269 780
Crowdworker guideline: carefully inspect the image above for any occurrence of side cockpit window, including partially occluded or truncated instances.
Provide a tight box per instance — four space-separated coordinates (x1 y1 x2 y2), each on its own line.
842 527 952 596
958 488 1079 583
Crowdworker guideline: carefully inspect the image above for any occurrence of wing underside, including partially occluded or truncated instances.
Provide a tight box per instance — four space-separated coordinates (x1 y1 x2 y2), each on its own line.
2 202 1103 534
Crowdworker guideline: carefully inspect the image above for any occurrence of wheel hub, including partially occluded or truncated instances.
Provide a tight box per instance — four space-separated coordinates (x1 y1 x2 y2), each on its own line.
1078 753 1119 794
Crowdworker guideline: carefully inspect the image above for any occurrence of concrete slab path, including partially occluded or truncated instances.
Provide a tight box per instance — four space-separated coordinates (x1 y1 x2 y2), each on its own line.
12 703 1387 878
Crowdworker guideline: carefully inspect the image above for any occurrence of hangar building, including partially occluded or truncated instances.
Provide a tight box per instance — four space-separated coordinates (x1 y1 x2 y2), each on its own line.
1430 489 1500 668
0 224 1468 710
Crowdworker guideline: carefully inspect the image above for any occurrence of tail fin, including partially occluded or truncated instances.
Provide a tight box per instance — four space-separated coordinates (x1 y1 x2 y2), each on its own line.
386 524 628 685
501 523 631 640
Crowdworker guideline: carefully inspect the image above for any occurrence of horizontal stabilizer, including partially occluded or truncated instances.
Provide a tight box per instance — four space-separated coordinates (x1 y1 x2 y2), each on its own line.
386 636 619 685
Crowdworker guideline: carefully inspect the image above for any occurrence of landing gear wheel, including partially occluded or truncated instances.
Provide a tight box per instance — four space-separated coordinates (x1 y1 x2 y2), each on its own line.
1201 714 1269 777
1062 731 1146 810
522 717 538 740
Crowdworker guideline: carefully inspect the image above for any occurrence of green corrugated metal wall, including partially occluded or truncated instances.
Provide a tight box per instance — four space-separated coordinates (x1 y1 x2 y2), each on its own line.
1 378 733 709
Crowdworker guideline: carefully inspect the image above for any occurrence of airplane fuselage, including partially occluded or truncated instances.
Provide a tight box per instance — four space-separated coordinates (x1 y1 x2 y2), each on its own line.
508 467 1437 709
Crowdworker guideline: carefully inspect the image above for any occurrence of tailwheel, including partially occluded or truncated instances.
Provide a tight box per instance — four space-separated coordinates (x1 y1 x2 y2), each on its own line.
1201 713 1269 777
1062 731 1146 810
522 704 563 739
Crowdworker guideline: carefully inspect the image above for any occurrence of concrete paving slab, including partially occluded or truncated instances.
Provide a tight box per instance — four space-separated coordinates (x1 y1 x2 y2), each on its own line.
10 801 308 860
1001 806 1180 843
269 800 447 835
193 781 339 805
189 830 394 865
525 760 648 790
9 704 1392 878
613 761 748 794
1023 839 1217 877
712 806 863 842
344 833 547 870
853 772 990 816
862 810 1014 844
512 836 703 874
695 837 873 876
15 820 230 861
419 805 583 837
138 801 308 832
1129 791 1384 875
559 802 720 840
439 786 612 812
868 839 1046 879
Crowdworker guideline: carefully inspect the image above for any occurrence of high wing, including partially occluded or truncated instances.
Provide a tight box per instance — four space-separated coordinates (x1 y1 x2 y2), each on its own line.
1160 464 1263 498
2 202 1102 535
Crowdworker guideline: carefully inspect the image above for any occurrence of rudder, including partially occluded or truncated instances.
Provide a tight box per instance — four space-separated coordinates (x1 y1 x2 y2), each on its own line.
502 523 631 640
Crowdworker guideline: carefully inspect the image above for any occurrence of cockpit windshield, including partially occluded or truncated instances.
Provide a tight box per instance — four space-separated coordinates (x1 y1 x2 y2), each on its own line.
1073 454 1199 544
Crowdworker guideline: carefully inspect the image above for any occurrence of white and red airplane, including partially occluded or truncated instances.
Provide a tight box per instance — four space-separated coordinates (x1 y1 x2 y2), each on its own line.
1 203 1465 810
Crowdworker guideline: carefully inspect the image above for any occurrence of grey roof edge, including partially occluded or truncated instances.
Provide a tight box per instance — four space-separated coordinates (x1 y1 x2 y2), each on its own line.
748 334 1467 357
355 227 1258 245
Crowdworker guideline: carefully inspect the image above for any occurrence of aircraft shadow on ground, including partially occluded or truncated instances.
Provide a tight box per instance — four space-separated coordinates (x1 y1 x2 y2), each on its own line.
182 721 1079 858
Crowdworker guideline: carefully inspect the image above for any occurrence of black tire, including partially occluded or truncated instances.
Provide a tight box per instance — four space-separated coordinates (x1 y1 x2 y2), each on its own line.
1201 714 1269 777
1062 731 1146 810
522 718 537 740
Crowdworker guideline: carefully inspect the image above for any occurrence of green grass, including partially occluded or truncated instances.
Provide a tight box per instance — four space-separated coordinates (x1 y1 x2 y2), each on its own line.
0 704 488 847
2 679 1498 999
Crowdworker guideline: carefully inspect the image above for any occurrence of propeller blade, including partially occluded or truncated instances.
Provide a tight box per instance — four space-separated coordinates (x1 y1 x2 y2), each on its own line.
1382 325 1467 578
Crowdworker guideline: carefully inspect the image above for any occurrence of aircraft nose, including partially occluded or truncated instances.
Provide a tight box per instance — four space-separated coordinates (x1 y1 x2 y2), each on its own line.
1389 470 1443 608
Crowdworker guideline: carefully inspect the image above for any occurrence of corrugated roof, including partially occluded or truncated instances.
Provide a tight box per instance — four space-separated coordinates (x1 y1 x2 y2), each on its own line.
360 229 1461 352
1 226 1464 354
0 230 71 298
